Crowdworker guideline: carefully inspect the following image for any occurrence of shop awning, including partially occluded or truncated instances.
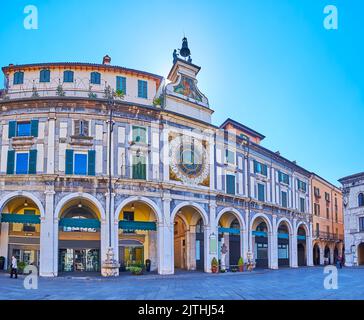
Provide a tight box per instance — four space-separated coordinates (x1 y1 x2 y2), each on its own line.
59 218 100 229
252 230 267 237
278 233 289 239
119 220 156 231
218 227 240 235
0 213 40 224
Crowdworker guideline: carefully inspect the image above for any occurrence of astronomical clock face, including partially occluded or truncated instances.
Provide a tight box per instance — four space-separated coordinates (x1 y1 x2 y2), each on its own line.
169 135 209 186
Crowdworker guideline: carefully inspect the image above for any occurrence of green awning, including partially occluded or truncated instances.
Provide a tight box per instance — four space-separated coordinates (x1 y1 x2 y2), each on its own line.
0 213 40 224
119 220 156 231
59 218 100 229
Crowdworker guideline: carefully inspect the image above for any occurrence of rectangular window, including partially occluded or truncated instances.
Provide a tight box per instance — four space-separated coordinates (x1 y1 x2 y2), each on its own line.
314 187 320 197
123 211 134 234
360 218 364 232
225 150 235 164
90 72 101 85
132 126 147 144
138 80 148 99
326 207 330 219
314 203 320 216
132 155 146 180
74 153 88 175
15 153 29 174
300 197 305 213
63 70 74 83
281 191 287 208
17 122 31 137
74 120 89 136
325 192 330 202
278 171 290 185
23 209 36 232
253 160 267 176
14 72 24 85
226 174 236 195
297 179 307 192
39 69 50 82
116 76 126 94
257 183 265 202
316 223 320 237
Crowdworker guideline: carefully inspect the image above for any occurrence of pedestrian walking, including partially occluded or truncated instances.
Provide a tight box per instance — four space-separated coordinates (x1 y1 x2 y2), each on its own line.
10 256 18 279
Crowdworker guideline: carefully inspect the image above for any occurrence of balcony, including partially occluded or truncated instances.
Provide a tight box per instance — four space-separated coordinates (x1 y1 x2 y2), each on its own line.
314 231 343 241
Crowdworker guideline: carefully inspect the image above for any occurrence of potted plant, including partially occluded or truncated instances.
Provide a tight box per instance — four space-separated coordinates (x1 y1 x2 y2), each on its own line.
17 261 27 274
238 257 244 272
211 257 218 273
127 266 143 275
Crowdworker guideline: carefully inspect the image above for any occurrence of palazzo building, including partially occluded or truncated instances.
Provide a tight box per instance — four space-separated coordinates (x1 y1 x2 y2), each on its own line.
339 172 364 266
311 174 344 266
0 39 316 276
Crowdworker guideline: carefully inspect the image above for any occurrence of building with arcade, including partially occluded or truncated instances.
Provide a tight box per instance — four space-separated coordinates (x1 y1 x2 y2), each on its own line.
0 39 315 276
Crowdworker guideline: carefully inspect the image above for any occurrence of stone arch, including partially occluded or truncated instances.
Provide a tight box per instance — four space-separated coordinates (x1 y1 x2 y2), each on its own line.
54 192 105 221
276 217 294 235
0 191 45 218
114 196 162 223
216 207 246 231
250 212 273 232
295 221 309 235
171 202 209 226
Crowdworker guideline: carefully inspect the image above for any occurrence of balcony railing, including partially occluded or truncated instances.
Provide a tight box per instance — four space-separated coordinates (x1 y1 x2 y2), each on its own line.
314 231 343 241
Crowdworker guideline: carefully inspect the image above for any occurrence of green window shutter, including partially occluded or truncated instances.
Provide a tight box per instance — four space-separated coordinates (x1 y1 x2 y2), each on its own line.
28 149 37 174
8 121 16 138
253 160 258 173
88 150 96 176
6 150 15 174
226 175 236 195
262 164 268 176
30 120 39 137
65 149 74 174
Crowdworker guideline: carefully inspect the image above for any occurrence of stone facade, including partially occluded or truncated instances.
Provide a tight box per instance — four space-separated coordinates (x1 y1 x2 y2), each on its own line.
0 49 316 277
339 172 364 266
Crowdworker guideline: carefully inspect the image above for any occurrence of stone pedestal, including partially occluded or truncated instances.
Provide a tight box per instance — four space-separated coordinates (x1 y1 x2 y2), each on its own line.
101 247 120 277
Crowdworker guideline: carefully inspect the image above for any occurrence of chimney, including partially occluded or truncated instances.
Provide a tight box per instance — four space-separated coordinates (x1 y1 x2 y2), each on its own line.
102 55 111 65
275 151 280 156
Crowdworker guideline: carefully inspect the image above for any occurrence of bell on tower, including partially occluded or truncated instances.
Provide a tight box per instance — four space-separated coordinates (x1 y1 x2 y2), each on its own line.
179 37 191 58
172 37 192 64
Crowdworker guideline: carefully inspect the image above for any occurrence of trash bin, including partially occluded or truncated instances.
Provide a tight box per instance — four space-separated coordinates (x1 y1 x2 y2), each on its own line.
145 259 151 272
0 256 5 270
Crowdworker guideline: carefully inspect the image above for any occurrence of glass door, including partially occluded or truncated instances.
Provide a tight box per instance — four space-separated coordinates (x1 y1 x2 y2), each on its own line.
74 249 86 271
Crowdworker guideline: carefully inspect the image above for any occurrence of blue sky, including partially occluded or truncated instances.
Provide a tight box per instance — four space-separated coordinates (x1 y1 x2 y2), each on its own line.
1 0 363 185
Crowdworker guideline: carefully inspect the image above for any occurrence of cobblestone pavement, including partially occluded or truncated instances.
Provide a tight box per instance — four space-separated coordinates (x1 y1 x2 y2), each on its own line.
0 267 363 300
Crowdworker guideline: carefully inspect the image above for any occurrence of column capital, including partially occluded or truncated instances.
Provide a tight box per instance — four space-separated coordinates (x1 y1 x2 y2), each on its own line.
44 190 56 196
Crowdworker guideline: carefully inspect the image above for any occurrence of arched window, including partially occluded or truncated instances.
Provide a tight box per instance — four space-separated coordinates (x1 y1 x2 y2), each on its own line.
63 70 74 83
359 193 364 207
13 71 24 85
90 72 101 84
39 69 50 82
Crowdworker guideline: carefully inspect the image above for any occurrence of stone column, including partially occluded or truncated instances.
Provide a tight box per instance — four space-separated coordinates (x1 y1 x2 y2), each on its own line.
306 222 314 266
40 190 56 277
270 215 278 269
223 233 230 267
291 219 298 267
319 243 325 265
148 230 158 271
188 226 196 270
0 223 9 270
204 202 218 273
157 196 174 275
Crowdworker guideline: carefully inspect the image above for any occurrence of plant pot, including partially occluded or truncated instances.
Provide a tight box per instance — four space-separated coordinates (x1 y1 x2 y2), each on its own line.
211 266 218 273
239 265 244 272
